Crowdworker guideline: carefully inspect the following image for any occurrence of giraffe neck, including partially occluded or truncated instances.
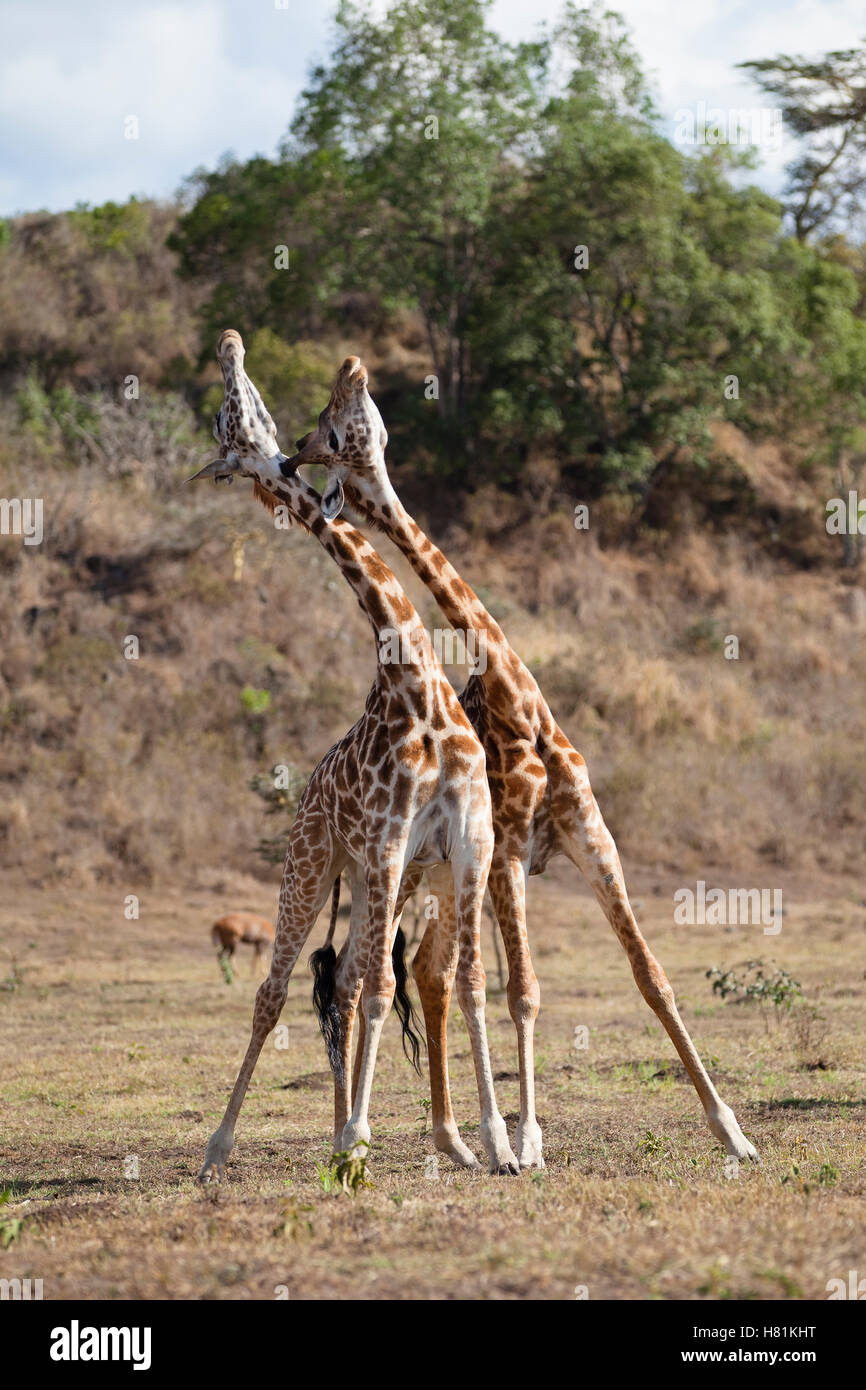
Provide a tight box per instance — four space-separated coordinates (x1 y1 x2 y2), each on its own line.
265 475 433 678
349 479 531 691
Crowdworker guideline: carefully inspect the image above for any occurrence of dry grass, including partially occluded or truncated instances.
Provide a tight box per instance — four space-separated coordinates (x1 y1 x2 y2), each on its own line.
1 863 863 1301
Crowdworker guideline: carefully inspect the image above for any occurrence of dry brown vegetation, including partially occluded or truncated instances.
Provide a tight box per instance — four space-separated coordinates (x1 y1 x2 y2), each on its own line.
1 402 864 887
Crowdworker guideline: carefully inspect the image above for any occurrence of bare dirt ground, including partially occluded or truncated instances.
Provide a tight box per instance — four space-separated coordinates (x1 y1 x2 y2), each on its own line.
1 862 863 1301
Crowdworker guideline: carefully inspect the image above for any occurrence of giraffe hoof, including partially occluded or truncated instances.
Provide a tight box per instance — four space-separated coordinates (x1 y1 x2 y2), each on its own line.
481 1118 520 1175
708 1105 760 1163
519 1155 545 1172
488 1144 521 1176
446 1152 483 1172
433 1129 482 1170
197 1162 225 1184
339 1123 372 1161
516 1126 545 1170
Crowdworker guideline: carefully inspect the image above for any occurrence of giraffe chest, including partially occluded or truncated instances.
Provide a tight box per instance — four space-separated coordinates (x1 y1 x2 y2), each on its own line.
313 694 489 866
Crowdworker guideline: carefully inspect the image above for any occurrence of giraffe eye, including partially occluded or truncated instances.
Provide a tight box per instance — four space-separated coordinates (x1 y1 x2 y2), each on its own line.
328 429 339 451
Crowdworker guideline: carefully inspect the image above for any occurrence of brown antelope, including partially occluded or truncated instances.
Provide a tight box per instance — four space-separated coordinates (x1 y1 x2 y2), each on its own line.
211 913 275 976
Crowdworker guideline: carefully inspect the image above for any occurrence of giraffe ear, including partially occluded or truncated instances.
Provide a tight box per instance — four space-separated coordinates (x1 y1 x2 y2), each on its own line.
321 477 345 522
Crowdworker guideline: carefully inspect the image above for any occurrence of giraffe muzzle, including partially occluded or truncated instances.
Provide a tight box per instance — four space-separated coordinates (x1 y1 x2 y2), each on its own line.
186 457 241 485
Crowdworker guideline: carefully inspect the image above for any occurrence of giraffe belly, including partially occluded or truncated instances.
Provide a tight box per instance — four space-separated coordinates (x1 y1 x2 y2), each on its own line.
404 806 450 868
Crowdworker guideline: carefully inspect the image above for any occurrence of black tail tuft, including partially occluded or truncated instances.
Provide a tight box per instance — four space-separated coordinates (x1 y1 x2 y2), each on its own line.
392 925 423 1075
310 944 344 1086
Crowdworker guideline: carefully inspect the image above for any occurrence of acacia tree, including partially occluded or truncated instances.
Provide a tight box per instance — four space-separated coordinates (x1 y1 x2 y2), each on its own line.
740 44 866 241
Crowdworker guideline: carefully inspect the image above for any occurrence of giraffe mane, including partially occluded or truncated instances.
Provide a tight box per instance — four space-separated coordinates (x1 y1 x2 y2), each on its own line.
252 479 312 535
253 480 281 516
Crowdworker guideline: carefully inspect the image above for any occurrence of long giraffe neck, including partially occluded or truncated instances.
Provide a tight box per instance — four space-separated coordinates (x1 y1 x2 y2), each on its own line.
347 480 544 707
255 477 432 680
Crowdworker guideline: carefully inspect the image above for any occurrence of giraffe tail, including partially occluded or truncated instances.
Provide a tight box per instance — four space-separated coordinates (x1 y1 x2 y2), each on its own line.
325 873 341 946
310 877 344 1085
392 925 423 1076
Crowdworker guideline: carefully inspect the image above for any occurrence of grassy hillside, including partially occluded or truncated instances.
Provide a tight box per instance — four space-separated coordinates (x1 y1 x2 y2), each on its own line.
2 386 864 892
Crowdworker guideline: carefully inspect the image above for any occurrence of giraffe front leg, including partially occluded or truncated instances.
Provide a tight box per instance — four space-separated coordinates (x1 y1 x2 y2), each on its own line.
200 811 341 1182
199 970 288 1182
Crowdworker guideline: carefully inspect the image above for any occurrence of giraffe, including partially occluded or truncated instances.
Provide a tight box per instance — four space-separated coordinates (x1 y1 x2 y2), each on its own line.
192 333 518 1180
286 357 760 1169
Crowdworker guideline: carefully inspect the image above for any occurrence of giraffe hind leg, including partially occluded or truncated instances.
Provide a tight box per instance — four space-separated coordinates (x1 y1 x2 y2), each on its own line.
486 855 543 1170
331 863 423 1151
412 865 481 1170
332 861 367 1149
560 767 758 1162
340 852 412 1159
450 848 519 1175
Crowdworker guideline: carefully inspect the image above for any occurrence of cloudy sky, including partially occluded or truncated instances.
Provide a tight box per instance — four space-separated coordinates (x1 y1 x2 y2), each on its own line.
1 0 864 216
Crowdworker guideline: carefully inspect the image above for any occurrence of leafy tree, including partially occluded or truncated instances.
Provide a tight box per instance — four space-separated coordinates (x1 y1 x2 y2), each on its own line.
168 155 338 353
287 0 546 428
165 0 866 517
474 17 801 490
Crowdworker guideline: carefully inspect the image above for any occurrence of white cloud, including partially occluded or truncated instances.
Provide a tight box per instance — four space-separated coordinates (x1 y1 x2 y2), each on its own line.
491 0 866 192
0 0 318 213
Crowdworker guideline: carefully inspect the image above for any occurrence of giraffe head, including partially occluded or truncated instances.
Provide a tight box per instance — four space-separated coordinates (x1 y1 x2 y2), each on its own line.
285 356 390 522
188 329 290 487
